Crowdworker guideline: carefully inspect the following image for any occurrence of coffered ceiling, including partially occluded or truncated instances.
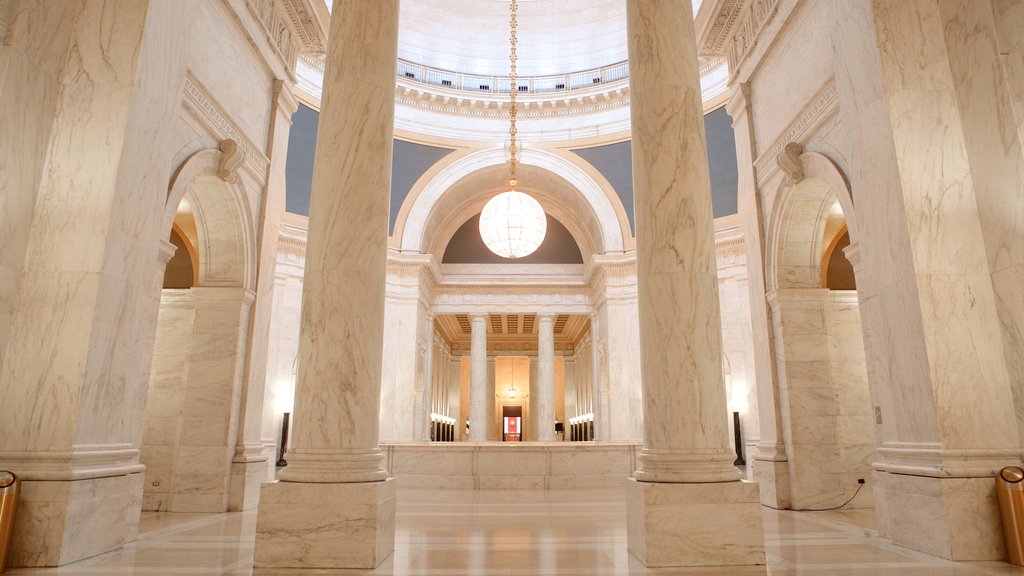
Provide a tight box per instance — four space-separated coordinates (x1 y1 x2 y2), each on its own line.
435 313 590 352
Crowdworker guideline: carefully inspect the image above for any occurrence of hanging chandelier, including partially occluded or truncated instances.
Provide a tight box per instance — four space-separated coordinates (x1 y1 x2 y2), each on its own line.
479 0 547 260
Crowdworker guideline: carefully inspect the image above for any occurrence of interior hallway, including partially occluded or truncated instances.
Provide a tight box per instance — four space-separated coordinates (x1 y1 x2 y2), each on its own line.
8 487 1024 576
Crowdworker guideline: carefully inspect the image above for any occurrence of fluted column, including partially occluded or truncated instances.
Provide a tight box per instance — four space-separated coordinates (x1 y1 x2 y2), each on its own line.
625 0 764 567
468 314 488 441
254 0 398 569
536 314 556 441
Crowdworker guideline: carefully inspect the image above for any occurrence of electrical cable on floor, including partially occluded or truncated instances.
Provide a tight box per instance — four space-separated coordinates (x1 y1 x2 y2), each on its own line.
802 482 866 512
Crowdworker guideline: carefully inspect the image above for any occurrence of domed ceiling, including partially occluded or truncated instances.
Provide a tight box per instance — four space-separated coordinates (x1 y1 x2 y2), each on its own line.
398 0 627 77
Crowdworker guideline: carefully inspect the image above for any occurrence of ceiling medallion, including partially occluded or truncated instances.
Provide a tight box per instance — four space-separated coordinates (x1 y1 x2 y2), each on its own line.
479 0 547 259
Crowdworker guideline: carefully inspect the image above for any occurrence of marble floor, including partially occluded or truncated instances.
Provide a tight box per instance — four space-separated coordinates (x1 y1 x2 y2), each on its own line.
9 487 1024 575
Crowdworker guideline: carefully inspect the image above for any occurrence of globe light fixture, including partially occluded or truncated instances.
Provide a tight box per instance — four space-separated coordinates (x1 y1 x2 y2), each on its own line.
480 191 547 259
479 0 546 259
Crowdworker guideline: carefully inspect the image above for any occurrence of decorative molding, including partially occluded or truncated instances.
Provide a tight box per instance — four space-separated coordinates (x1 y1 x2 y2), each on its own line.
395 82 631 120
243 0 300 79
776 142 804 185
280 0 327 55
727 0 780 75
699 0 747 57
157 239 178 265
753 80 838 183
272 78 300 118
217 139 244 183
182 75 270 182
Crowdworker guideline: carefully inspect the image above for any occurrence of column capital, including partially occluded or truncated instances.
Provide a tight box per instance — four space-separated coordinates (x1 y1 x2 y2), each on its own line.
469 312 489 323
842 240 862 273
272 78 300 119
725 81 752 121
537 313 556 323
157 239 178 265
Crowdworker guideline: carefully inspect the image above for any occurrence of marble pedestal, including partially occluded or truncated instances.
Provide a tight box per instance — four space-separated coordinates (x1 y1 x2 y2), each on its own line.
626 478 765 567
254 478 396 569
12 474 143 567
872 471 1004 560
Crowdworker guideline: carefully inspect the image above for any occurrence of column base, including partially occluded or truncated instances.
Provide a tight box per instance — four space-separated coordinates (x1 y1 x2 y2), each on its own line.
12 473 143 567
254 478 396 569
228 455 268 511
873 471 1003 560
752 457 792 509
626 478 765 567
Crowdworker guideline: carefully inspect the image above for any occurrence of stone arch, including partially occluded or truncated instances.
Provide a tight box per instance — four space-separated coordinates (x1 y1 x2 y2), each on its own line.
163 148 256 290
142 146 259 514
766 151 858 291
396 147 628 257
761 150 874 511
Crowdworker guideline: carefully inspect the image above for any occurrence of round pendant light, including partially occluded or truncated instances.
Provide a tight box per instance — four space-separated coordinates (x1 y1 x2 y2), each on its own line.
479 0 546 259
480 190 547 259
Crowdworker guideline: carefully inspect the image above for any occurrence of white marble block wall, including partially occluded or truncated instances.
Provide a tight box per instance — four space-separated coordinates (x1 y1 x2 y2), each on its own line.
769 289 872 510
141 288 253 513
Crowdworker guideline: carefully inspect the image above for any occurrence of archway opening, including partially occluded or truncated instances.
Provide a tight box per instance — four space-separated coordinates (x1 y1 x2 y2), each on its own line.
142 164 254 514
770 177 873 511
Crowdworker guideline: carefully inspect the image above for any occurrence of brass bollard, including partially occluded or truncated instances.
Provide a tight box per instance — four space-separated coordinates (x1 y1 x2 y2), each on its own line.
0 471 19 573
997 466 1024 566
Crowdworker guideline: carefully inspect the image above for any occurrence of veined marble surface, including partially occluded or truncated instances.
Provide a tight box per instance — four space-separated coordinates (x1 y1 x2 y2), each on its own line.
11 486 1024 575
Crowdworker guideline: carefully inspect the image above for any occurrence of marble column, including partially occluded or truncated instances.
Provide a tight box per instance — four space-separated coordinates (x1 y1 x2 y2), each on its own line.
831 0 1021 561
726 83 790 509
589 313 604 440
536 314 556 441
253 0 398 569
624 0 764 567
419 315 436 442
468 314 488 442
528 356 539 441
0 0 187 566
230 80 298 512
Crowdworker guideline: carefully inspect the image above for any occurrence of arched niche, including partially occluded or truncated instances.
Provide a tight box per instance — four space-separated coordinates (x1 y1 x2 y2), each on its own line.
163 149 256 290
395 147 629 257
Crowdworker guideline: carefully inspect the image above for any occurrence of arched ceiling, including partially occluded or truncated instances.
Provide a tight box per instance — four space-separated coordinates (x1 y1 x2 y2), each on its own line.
418 163 609 259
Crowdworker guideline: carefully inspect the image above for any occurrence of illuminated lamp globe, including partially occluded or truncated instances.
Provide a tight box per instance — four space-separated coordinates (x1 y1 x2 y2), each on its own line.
479 191 547 259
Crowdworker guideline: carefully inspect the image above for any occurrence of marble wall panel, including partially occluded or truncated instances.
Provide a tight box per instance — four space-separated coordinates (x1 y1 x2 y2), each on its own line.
141 289 251 513
748 0 835 156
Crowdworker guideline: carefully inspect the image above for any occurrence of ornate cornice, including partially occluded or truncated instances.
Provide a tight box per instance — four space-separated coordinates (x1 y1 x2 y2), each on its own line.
242 0 299 80
727 0 780 76
280 0 328 55
698 0 747 57
394 82 631 120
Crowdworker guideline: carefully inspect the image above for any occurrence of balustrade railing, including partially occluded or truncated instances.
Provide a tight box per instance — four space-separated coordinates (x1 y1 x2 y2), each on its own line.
396 58 629 95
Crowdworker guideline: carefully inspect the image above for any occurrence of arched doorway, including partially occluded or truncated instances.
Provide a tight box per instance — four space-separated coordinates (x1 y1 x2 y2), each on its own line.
141 150 256 513
766 164 874 510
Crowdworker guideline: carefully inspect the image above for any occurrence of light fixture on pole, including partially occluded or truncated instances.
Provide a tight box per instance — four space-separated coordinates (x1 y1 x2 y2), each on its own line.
479 0 546 259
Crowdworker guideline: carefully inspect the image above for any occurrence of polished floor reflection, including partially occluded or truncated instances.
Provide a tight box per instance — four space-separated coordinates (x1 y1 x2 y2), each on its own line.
9 487 1024 575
